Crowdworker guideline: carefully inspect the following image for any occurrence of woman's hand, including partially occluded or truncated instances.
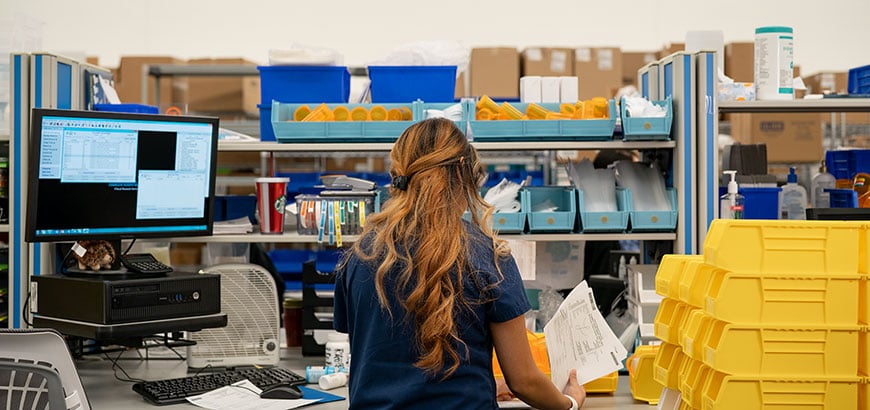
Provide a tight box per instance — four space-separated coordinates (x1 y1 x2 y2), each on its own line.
495 377 516 401
563 369 586 408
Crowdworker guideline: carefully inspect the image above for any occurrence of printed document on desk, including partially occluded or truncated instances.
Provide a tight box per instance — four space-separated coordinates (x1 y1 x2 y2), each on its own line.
543 281 627 389
187 380 319 410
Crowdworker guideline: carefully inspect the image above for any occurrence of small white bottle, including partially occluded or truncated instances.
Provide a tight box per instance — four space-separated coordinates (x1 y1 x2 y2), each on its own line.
810 160 836 208
325 332 351 369
781 167 808 220
720 170 745 219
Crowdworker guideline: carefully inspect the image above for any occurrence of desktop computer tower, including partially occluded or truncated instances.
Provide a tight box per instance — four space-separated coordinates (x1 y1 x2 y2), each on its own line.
31 272 221 325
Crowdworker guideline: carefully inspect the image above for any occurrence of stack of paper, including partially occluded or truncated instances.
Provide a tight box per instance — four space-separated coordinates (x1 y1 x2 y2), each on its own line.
543 281 628 389
212 217 254 235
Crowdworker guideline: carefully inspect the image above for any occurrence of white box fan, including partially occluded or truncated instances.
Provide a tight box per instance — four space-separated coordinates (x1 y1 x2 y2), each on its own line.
187 263 281 369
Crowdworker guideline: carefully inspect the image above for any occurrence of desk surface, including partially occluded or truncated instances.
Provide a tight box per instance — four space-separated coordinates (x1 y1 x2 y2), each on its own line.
77 347 653 409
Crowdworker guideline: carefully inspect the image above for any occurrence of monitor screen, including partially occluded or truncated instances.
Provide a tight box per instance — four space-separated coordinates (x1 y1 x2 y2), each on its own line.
25 108 219 243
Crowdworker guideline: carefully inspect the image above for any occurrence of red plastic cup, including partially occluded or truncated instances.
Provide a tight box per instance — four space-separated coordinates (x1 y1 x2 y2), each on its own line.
255 177 290 234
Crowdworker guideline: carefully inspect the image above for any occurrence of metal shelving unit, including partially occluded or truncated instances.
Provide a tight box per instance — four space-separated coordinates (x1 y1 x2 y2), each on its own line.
719 99 870 113
169 231 676 244
218 140 676 152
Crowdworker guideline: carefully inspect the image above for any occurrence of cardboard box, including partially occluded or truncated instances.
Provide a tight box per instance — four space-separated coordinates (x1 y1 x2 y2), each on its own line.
573 47 622 100
114 56 187 106
187 58 259 115
803 71 848 95
522 47 574 77
470 47 520 98
724 42 754 83
730 113 823 163
621 51 657 86
455 70 468 99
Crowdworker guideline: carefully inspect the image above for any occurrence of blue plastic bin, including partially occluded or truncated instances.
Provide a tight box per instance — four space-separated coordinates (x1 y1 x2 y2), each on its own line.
257 66 351 105
826 149 870 181
826 188 858 208
93 103 159 114
625 188 677 232
577 188 629 232
368 65 457 103
523 186 577 233
269 249 314 275
740 187 781 219
259 104 274 141
213 195 258 223
620 96 673 141
848 64 870 94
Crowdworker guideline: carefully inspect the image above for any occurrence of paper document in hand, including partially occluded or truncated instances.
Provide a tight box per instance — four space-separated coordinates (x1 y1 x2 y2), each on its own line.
543 281 628 389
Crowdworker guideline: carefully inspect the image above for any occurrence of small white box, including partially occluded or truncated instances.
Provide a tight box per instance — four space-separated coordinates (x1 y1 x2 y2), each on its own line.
541 76 561 103
520 76 542 103
559 76 579 103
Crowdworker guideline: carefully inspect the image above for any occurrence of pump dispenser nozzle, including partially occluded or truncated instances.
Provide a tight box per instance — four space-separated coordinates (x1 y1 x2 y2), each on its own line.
724 170 739 194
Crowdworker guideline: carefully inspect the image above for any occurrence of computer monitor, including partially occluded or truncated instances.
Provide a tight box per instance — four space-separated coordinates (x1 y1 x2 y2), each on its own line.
25 108 219 247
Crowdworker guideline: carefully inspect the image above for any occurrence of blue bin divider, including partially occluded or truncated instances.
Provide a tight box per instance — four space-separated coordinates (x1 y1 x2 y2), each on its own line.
848 64 870 94
619 96 673 141
625 188 677 232
259 104 274 141
577 188 630 232
257 65 351 105
271 101 418 142
368 65 457 103
213 195 258 223
825 149 870 181
523 186 578 233
93 103 159 114
826 188 858 208
467 100 616 141
740 187 782 219
269 249 314 275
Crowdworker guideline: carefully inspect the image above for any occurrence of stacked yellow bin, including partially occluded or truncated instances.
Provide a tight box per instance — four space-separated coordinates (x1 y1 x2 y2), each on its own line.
652 220 870 410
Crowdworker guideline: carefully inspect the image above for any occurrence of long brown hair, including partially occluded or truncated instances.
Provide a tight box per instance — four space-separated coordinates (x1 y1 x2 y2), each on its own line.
349 118 510 378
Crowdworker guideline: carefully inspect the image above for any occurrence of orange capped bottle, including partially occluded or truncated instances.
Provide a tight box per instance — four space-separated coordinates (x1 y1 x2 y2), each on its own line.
333 106 350 121
476 95 501 114
369 105 388 121
302 104 334 122
294 105 311 122
499 102 523 120
350 106 370 121
525 103 551 120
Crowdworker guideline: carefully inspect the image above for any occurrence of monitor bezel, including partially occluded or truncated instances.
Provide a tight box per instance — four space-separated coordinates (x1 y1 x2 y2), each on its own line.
25 108 220 243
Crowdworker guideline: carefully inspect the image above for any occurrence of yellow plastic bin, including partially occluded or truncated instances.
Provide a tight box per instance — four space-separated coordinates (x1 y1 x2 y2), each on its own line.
703 317 860 376
678 357 711 410
627 345 664 404
653 342 686 390
583 371 618 394
705 270 861 326
678 262 715 308
703 219 862 276
654 298 696 345
862 275 870 326
655 254 703 298
680 309 714 361
861 329 870 377
702 370 860 410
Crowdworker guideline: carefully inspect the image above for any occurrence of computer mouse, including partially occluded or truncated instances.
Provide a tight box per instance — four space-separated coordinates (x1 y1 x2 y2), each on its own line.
259 383 304 400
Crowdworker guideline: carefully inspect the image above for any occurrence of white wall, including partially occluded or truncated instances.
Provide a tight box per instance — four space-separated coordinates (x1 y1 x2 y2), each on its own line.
4 0 869 75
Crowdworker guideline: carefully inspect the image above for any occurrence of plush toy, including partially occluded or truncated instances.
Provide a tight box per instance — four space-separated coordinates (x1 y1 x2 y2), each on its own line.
72 240 117 271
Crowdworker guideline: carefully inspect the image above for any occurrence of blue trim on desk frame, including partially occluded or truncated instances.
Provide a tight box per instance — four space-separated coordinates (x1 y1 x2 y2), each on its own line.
12 55 22 328
705 53 715 229
680 54 693 254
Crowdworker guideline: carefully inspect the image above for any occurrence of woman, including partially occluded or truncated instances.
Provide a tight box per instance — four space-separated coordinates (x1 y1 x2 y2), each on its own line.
333 118 586 409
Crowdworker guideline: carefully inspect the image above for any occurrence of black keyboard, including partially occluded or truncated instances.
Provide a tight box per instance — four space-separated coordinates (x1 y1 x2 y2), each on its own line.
132 367 306 406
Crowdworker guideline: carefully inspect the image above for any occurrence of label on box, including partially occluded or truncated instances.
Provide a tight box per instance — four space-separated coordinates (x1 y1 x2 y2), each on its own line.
597 49 614 71
525 48 543 61
551 50 568 73
821 73 835 90
575 48 592 62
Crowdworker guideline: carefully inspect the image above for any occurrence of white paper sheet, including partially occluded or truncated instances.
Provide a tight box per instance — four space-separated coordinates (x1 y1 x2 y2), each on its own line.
186 380 320 410
506 239 536 280
543 281 628 389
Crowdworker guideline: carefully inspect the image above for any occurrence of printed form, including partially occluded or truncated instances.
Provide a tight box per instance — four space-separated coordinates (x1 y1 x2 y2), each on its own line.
543 281 628 389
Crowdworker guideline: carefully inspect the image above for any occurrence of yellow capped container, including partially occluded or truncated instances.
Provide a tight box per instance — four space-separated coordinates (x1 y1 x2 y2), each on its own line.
293 104 311 122
655 254 703 298
559 102 576 115
703 219 862 276
476 108 496 121
702 371 860 410
653 342 685 390
525 103 551 120
369 105 388 121
332 106 350 121
655 298 696 345
400 107 413 121
499 102 524 120
301 103 334 122
387 108 404 121
545 112 573 120
350 106 370 121
678 357 711 409
627 345 664 404
477 95 501 114
590 97 609 119
703 316 860 376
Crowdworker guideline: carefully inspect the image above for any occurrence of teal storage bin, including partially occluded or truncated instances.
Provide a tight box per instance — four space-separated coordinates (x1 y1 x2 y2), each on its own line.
577 188 630 232
271 101 417 142
523 186 577 233
463 186 527 233
625 188 677 232
467 100 616 141
418 102 468 131
620 96 673 141
368 65 457 103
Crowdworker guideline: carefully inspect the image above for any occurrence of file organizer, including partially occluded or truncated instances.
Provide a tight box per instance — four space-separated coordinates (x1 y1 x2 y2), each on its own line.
295 191 380 245
619 96 673 141
523 186 577 233
576 188 629 232
272 102 417 142
467 100 617 141
625 188 678 232
301 260 336 356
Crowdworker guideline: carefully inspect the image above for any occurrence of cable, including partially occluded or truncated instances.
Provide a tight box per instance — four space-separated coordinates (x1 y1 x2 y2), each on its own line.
122 239 136 256
22 289 32 327
105 350 146 383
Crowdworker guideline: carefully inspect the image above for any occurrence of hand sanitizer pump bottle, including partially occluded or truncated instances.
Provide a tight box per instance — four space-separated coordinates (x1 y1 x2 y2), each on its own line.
781 167 808 220
720 170 745 219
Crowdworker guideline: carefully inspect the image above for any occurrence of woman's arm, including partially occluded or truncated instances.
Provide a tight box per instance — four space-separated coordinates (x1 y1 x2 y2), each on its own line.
491 316 586 409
